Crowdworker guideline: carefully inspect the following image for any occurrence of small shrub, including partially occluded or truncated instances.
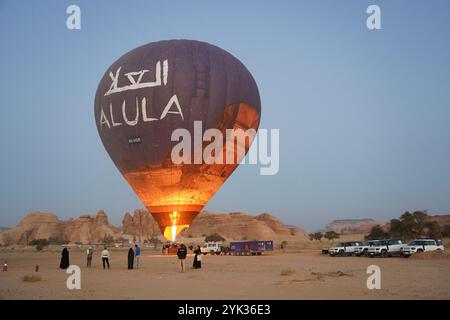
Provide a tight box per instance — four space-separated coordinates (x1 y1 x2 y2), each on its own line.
442 224 450 238
310 272 325 281
280 268 295 276
324 231 340 241
22 275 42 282
102 234 115 246
29 239 49 251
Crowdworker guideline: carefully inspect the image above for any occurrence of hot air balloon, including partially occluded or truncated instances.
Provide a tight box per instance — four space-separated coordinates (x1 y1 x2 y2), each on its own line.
94 40 261 241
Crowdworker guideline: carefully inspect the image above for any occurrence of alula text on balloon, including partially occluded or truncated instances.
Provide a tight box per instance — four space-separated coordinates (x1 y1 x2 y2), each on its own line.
99 59 184 129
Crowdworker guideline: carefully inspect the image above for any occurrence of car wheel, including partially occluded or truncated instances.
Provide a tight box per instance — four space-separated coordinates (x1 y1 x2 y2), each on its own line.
417 249 423 253
363 249 368 257
339 250 345 257
381 250 388 258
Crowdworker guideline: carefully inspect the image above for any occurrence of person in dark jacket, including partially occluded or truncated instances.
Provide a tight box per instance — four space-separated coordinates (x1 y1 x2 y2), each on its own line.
127 247 135 270
193 246 202 269
176 244 187 272
59 247 70 269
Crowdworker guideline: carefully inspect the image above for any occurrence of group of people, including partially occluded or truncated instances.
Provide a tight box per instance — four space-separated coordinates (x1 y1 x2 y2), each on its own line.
127 244 141 269
59 246 114 270
60 243 202 272
176 244 202 272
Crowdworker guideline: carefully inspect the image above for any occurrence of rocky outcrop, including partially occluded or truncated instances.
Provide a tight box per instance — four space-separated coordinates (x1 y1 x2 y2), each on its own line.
121 209 161 240
426 214 450 226
325 219 379 234
0 210 307 245
256 213 301 236
121 209 308 241
180 211 308 241
0 212 64 245
0 210 119 245
62 210 119 244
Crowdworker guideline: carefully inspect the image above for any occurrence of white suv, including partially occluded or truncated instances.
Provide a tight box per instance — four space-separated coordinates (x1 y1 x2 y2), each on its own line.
367 239 406 257
353 240 380 257
402 239 444 257
200 242 224 255
328 241 364 257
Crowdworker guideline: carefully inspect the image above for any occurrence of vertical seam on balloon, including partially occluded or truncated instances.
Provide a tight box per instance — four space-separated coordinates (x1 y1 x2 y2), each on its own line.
172 40 178 220
136 43 153 173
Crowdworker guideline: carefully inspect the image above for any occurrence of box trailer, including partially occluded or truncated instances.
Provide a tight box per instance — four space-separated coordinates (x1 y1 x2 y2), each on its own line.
229 240 274 256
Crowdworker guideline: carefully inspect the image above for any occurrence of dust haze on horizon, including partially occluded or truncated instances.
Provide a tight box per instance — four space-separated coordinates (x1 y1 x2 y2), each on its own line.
1 1 450 233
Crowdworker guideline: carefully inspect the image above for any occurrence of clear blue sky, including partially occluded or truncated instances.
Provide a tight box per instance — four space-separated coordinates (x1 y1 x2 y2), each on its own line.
1 0 449 232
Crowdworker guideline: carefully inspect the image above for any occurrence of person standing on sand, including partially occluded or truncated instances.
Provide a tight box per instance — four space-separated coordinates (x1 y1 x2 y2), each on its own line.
101 247 110 269
176 244 187 272
193 245 202 269
59 247 70 269
127 246 134 269
86 246 93 268
134 244 141 268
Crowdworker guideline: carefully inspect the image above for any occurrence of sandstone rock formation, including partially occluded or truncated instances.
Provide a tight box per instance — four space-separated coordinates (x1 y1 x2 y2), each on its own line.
121 209 161 241
325 218 379 234
62 210 119 244
426 214 450 226
0 209 307 245
0 210 119 245
180 211 308 240
0 212 64 245
256 213 300 236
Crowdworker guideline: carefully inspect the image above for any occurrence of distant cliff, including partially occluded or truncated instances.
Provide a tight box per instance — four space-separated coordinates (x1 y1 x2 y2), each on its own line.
180 211 308 241
0 210 307 245
0 211 118 245
325 219 379 234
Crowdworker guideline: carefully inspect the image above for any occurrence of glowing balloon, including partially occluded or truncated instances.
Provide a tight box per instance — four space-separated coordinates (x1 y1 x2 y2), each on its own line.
94 40 261 240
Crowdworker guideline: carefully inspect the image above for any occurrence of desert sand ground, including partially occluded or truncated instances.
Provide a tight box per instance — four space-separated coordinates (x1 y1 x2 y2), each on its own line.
1 247 450 300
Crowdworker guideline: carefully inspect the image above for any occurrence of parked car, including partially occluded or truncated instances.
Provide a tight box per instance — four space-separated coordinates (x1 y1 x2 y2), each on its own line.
200 242 224 255
353 240 380 256
402 239 444 257
367 239 406 257
328 241 364 256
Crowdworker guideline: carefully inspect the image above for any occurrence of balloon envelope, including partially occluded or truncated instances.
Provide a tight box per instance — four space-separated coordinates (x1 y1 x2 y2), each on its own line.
94 40 261 240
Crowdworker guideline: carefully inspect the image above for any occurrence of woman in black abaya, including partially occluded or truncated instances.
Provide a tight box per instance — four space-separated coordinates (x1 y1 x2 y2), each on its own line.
193 246 202 269
59 247 70 269
127 247 135 269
